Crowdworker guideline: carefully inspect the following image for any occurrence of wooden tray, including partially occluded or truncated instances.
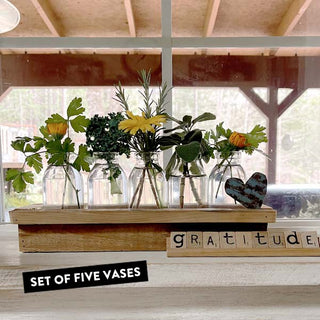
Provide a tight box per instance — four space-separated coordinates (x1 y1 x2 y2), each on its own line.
10 205 276 252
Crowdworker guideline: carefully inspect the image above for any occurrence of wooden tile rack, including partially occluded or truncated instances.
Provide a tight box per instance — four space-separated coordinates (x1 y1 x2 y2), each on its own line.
10 205 276 252
166 239 320 257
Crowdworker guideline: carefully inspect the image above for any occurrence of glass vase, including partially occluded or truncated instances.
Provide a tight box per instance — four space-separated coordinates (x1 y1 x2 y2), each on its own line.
88 153 127 208
128 152 167 209
208 151 246 206
168 159 207 208
43 165 84 209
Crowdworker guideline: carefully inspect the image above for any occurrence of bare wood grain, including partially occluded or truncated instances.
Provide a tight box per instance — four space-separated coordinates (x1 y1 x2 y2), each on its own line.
30 0 63 36
276 0 313 36
203 0 221 37
124 0 136 37
17 221 269 252
18 224 172 252
10 205 276 225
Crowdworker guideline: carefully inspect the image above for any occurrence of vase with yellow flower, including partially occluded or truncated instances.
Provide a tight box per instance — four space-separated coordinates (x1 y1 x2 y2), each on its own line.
115 70 169 209
206 122 268 205
6 97 91 209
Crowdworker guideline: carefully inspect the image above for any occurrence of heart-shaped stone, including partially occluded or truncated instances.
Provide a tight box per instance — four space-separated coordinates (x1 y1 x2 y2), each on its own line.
225 172 267 209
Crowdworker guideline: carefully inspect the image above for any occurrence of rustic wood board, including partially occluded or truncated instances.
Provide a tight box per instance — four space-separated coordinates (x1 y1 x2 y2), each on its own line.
18 224 170 252
10 205 276 252
166 239 320 257
10 205 276 225
17 222 269 252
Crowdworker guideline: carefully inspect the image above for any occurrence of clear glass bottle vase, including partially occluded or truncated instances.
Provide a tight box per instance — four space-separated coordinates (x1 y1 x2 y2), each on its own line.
208 151 246 205
168 159 207 208
128 152 167 209
88 153 127 208
43 165 84 209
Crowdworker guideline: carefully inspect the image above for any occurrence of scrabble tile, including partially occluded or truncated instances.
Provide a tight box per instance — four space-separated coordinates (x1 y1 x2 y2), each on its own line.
268 231 285 248
170 232 187 249
236 232 253 248
284 231 302 248
187 232 203 248
203 232 220 249
219 232 236 249
301 231 319 248
252 231 269 248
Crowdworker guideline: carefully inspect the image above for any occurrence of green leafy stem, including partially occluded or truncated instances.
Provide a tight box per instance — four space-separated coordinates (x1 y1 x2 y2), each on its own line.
130 161 163 209
6 97 90 208
205 122 269 202
159 112 216 208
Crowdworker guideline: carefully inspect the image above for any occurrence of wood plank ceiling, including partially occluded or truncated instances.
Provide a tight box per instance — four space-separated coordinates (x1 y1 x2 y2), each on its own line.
1 0 320 56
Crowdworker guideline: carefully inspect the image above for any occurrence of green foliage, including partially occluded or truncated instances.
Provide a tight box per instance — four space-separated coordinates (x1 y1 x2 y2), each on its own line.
86 113 131 156
67 97 85 117
86 113 131 180
192 112 216 124
11 137 32 152
70 115 90 133
5 169 21 181
46 138 75 166
114 69 170 171
26 154 43 174
33 137 46 151
73 144 90 172
206 122 268 166
160 112 216 179
45 97 89 133
6 169 34 193
45 113 67 124
39 126 51 140
176 141 200 163
6 97 91 194
244 125 268 153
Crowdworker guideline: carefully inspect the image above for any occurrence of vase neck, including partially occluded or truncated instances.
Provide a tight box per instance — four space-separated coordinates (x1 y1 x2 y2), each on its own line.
93 152 120 165
135 152 159 166
216 151 242 165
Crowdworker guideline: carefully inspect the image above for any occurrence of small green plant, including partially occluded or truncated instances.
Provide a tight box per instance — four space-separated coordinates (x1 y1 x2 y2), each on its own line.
205 122 268 199
206 122 268 163
160 112 216 208
5 97 90 208
115 69 170 208
86 112 131 194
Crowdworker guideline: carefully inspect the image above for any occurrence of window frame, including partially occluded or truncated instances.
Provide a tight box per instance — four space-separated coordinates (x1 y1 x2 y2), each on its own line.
1 0 320 223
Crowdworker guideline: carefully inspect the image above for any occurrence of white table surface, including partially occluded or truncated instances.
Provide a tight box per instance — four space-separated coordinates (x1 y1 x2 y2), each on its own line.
1 224 320 319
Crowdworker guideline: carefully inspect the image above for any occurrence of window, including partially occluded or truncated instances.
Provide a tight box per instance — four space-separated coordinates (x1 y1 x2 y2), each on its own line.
172 87 268 176
0 86 161 221
1 0 320 221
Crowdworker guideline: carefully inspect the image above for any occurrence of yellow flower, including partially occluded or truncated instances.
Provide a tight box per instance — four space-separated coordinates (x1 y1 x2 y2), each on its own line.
47 122 68 138
148 114 167 126
229 131 249 148
118 111 166 135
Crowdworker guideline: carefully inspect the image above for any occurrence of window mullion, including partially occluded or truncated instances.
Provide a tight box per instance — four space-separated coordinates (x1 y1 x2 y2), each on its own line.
161 0 172 167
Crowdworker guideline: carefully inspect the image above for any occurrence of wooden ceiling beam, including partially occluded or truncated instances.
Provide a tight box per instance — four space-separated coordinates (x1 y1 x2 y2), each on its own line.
30 0 63 37
124 0 136 37
276 0 313 36
272 0 313 56
203 0 221 37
